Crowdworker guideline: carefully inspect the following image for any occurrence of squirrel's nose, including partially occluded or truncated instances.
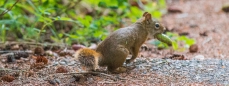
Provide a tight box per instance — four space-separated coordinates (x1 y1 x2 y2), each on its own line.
161 27 165 33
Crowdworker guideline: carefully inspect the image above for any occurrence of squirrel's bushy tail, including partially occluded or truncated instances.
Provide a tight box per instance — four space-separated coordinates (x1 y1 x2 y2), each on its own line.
74 48 99 71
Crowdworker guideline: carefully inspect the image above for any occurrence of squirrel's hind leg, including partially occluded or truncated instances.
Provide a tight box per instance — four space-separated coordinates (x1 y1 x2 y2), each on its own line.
107 45 129 73
108 66 127 74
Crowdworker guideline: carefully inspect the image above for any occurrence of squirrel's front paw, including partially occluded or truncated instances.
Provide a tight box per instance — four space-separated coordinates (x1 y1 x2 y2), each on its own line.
125 59 133 64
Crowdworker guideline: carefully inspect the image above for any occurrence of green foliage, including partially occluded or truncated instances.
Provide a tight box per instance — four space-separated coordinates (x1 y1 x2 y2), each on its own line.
151 32 196 51
0 0 166 46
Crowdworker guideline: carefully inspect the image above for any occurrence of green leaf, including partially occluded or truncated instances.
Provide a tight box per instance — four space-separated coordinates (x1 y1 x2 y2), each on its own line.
16 3 36 14
53 16 73 21
152 11 162 19
0 20 16 24
98 1 107 8
117 0 127 6
69 35 78 39
93 31 103 37
158 0 166 8
34 28 46 33
58 33 63 38
109 6 118 9
101 35 107 40
38 16 52 23
172 41 178 50
0 24 6 42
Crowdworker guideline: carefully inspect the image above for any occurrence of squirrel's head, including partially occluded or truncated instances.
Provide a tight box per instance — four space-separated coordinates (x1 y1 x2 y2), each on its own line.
139 12 165 38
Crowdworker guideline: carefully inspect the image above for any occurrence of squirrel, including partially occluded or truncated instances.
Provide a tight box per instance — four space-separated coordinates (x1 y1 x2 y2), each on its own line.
74 12 165 73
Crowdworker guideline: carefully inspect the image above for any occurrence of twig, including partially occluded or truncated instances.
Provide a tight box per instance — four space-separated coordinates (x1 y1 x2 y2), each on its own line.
0 0 20 17
137 0 145 10
0 50 33 58
97 81 118 84
65 72 127 80
0 42 67 50
202 37 212 45
66 0 82 10
0 68 29 73
0 50 33 53
1 41 65 46
44 72 127 81
3 0 9 5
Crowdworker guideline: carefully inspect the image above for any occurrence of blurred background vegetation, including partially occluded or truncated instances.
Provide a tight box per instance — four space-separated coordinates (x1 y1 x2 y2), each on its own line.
0 0 194 51
0 0 166 45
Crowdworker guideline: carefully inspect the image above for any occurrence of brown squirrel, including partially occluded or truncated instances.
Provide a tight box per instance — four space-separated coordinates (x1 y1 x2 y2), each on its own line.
74 12 165 73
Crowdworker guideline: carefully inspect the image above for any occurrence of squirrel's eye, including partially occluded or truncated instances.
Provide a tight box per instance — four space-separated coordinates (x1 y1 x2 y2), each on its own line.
155 23 160 29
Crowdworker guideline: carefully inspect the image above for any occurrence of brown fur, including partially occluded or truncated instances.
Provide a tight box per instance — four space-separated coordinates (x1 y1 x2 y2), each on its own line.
75 48 99 71
75 12 165 73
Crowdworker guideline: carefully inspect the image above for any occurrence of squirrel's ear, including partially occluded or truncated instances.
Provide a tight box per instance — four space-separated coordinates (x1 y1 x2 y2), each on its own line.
142 12 148 17
144 13 151 24
145 13 152 20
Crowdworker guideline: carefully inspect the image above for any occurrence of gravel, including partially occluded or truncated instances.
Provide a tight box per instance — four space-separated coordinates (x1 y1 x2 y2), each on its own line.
129 58 229 85
1 57 229 85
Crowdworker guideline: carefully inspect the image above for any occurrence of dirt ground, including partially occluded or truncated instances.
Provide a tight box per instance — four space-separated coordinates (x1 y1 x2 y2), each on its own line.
136 0 229 62
1 0 229 85
160 0 229 59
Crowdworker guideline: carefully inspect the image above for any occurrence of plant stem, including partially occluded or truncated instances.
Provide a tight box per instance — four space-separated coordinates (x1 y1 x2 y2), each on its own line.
0 0 20 18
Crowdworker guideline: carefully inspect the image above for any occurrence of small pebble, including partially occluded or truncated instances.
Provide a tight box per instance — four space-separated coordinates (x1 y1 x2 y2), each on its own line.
54 79 61 84
59 61 67 65
52 62 59 66
67 61 76 66
189 44 198 53
193 55 205 61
